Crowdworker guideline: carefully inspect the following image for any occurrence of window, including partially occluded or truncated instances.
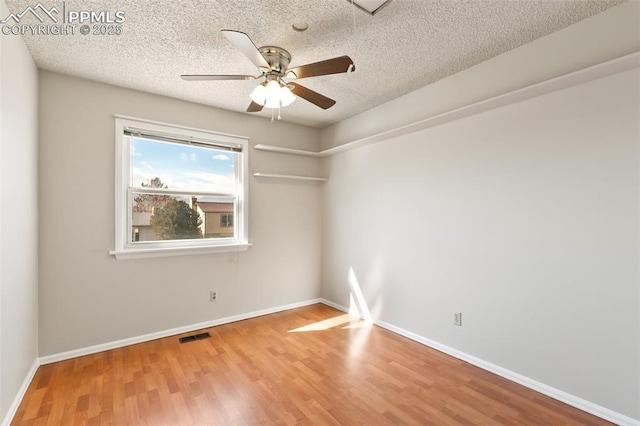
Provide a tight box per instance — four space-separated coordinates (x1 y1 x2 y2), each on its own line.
111 116 249 259
220 213 234 228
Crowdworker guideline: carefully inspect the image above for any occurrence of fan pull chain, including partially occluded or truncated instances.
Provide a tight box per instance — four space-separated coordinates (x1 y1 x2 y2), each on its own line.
268 107 282 122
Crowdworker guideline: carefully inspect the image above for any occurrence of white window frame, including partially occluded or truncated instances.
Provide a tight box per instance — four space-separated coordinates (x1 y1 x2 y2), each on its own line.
110 115 250 260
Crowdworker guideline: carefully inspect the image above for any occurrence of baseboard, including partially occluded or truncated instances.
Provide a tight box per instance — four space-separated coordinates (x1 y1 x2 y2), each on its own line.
319 298 348 313
1 359 39 426
319 299 639 426
39 298 323 365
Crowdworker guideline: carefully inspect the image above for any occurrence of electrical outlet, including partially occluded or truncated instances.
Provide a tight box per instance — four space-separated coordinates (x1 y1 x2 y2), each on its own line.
210 291 217 302
453 312 462 326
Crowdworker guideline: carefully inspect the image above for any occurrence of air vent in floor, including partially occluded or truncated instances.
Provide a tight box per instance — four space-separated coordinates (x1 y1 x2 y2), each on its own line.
179 332 211 343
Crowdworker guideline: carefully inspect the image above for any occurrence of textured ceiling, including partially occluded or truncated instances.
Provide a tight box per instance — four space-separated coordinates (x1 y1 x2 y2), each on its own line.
4 0 625 128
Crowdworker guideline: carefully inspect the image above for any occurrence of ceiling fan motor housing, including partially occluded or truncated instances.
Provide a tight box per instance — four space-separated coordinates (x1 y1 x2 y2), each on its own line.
259 46 292 76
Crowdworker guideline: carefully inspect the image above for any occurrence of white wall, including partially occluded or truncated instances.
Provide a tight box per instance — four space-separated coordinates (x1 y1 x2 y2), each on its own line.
37 71 322 356
320 67 640 419
0 0 39 421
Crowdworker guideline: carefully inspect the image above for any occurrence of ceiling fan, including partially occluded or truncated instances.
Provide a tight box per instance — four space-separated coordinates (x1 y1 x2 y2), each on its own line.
181 30 355 113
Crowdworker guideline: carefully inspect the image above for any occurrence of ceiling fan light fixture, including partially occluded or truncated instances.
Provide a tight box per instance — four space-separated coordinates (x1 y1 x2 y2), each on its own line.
264 80 282 108
266 80 281 97
264 97 280 109
279 85 296 107
251 80 297 109
249 83 267 105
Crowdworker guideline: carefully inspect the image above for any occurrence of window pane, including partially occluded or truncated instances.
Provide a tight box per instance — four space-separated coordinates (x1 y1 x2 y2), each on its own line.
194 198 236 239
131 137 236 193
131 193 236 242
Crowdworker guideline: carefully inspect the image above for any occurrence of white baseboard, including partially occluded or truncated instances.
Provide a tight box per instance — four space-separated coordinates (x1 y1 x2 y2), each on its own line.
319 298 639 426
319 298 348 313
39 298 322 365
1 359 39 426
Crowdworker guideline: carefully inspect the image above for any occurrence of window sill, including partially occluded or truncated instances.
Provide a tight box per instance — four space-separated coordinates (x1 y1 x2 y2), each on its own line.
109 242 252 260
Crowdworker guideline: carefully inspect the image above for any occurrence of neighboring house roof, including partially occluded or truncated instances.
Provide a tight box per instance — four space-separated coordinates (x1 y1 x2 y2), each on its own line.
132 212 153 226
197 202 233 213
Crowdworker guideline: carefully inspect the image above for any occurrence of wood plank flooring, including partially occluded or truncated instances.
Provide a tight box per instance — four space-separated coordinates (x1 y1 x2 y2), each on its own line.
13 304 611 425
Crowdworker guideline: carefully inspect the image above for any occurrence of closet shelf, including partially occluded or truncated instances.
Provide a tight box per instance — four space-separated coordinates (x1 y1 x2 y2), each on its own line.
253 173 328 182
253 144 322 157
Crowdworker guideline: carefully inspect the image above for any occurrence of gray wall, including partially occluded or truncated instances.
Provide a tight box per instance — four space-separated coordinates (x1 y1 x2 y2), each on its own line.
38 71 323 356
0 0 39 420
320 67 639 419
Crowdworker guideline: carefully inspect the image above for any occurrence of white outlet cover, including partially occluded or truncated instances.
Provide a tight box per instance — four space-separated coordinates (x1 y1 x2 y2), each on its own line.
454 312 462 326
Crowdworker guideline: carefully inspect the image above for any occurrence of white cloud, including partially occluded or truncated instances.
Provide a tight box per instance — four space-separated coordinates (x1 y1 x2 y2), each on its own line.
132 168 167 188
181 152 198 162
212 154 230 161
182 171 236 193
132 168 235 193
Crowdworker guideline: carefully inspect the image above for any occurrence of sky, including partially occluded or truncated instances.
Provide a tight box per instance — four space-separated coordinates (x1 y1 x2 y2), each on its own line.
131 137 237 194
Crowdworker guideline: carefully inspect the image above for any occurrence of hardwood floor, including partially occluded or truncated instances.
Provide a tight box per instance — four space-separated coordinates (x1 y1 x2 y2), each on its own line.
13 304 611 425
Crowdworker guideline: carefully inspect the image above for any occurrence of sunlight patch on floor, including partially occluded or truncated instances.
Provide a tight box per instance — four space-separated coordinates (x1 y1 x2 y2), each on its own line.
289 267 374 333
288 314 360 332
342 320 369 329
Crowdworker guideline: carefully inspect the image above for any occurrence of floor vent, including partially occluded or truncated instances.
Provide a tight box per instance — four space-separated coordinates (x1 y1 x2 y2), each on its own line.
179 332 211 343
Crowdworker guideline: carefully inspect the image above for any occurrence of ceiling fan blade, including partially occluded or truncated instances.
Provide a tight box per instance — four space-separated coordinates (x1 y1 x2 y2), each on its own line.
221 30 270 70
246 101 264 113
289 83 336 109
181 74 256 81
286 56 354 79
